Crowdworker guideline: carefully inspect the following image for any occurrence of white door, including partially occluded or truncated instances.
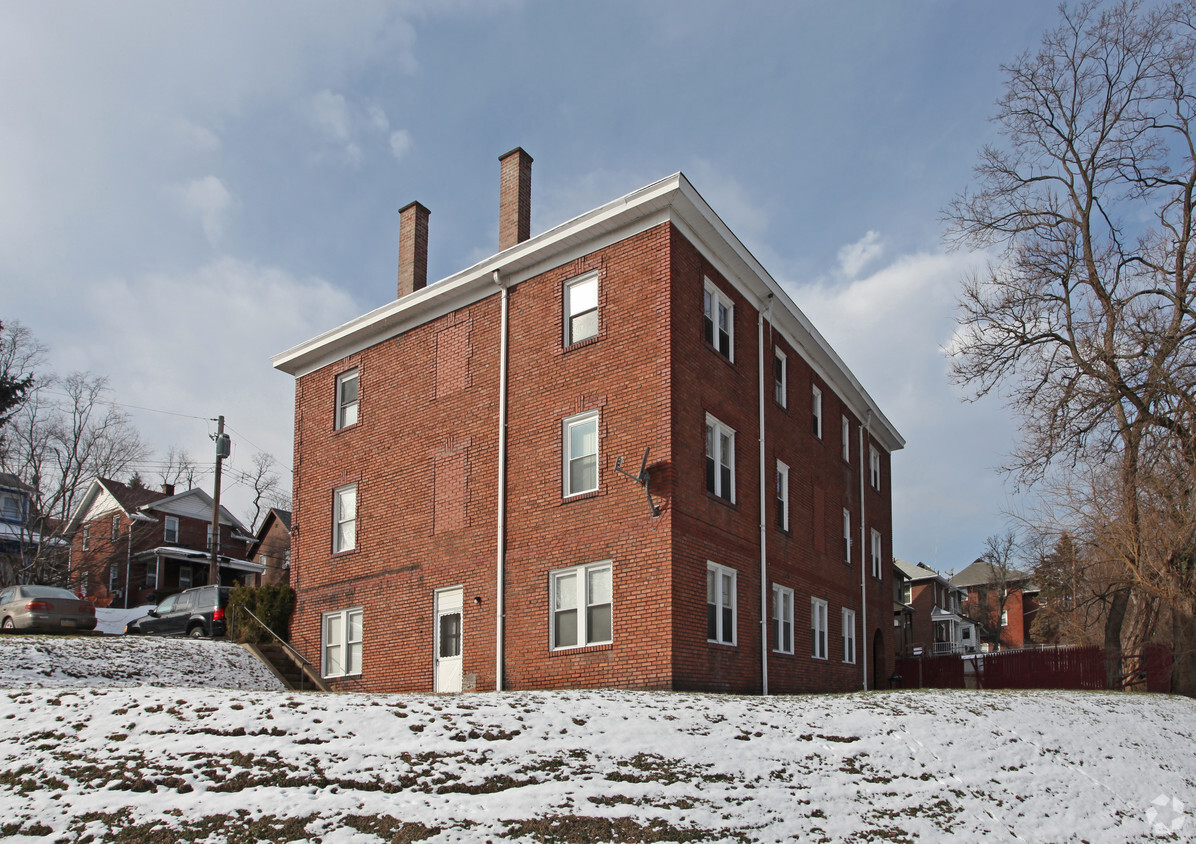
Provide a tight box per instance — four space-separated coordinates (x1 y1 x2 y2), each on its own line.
434 587 463 693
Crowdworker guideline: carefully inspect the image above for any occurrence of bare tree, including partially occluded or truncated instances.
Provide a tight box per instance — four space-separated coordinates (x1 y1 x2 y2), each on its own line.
242 451 286 533
0 326 146 585
159 446 198 491
946 0 1196 693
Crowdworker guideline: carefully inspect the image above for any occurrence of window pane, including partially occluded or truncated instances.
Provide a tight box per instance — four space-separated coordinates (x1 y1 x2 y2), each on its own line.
348 610 363 643
570 454 597 494
706 568 715 604
555 572 577 611
588 567 611 605
555 608 578 647
439 612 461 658
721 572 733 608
571 311 598 344
346 640 362 675
707 602 718 640
587 604 611 643
721 606 734 643
571 418 597 456
569 277 598 314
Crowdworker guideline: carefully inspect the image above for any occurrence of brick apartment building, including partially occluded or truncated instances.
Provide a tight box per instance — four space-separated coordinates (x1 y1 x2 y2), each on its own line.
65 478 263 607
273 149 904 694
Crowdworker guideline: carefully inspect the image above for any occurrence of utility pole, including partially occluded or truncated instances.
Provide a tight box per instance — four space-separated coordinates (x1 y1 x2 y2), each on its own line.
209 416 229 586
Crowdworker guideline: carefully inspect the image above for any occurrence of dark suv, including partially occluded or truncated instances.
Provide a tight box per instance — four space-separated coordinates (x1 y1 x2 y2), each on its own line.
125 586 231 638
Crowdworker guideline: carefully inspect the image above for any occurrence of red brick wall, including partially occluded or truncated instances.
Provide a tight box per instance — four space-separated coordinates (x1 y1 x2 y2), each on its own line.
288 221 897 695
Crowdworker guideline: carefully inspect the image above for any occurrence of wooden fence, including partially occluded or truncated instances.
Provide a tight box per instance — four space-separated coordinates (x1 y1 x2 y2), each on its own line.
896 643 1172 693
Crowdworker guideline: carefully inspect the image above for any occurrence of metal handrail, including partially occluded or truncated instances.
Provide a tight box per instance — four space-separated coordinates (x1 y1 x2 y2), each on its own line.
239 606 315 672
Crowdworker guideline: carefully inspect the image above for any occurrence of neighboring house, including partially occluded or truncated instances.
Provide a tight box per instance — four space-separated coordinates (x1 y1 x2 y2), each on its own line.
0 473 67 582
894 559 975 656
247 508 291 586
893 562 914 660
273 149 904 694
64 478 262 607
951 559 1040 651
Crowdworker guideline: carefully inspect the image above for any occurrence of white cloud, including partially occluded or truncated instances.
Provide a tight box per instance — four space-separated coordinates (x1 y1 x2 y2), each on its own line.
837 230 883 277
171 176 234 246
389 129 413 161
783 242 1020 569
43 258 362 524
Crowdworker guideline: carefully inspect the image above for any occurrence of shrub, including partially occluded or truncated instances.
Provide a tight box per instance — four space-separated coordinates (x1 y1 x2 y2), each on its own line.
228 582 295 645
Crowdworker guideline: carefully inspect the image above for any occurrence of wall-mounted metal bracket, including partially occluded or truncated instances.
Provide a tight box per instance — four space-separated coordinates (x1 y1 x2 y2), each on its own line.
614 446 660 517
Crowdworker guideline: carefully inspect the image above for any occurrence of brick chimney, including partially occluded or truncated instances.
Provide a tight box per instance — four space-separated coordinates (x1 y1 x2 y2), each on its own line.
397 200 430 298
498 147 532 250
161 483 175 496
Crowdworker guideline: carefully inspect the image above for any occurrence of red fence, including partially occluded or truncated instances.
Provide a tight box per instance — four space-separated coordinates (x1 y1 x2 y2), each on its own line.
896 644 1172 693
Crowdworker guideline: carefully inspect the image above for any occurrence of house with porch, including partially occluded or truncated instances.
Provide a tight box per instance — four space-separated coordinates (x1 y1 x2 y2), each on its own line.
64 478 262 607
894 559 975 655
951 559 1040 651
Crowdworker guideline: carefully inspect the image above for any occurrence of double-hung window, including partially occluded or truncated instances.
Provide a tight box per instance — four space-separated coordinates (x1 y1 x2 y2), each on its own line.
812 386 823 439
843 508 853 565
776 460 789 532
842 416 851 462
82 525 90 551
551 561 612 649
178 565 192 589
146 558 158 589
164 515 179 544
333 484 357 553
563 411 599 497
707 562 737 645
774 349 787 407
773 585 794 654
336 369 359 430
705 415 735 502
871 529 883 579
322 607 363 678
703 279 733 360
111 514 120 542
564 273 599 346
842 608 857 663
811 597 828 660
870 446 881 490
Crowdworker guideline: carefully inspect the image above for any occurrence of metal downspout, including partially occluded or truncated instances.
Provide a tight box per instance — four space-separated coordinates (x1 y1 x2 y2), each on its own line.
758 296 772 696
493 270 510 692
859 411 872 690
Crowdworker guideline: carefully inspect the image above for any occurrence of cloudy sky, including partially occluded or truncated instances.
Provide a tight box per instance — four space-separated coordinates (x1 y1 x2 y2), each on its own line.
0 1 1065 571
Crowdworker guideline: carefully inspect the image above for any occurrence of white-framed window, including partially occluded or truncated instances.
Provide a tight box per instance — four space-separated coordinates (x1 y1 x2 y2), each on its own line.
322 607 363 678
178 565 192 589
82 525 90 551
333 484 357 553
703 279 734 360
111 514 120 542
705 415 736 503
0 493 20 522
551 561 612 649
870 445 881 490
707 562 737 645
146 559 158 589
774 349 787 407
776 460 789 532
812 386 823 439
773 584 794 654
564 272 599 346
336 369 359 430
871 528 883 579
1001 609 1009 627
842 608 857 664
842 416 851 462
108 563 118 593
811 597 828 660
164 515 179 544
843 508 853 565
563 411 599 497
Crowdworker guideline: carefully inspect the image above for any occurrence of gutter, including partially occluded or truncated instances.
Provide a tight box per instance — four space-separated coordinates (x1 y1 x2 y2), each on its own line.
493 270 510 693
757 297 771 696
858 411 871 690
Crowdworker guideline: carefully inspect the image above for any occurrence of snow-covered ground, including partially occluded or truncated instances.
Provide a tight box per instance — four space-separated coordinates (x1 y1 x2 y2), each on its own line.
0 637 1193 843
